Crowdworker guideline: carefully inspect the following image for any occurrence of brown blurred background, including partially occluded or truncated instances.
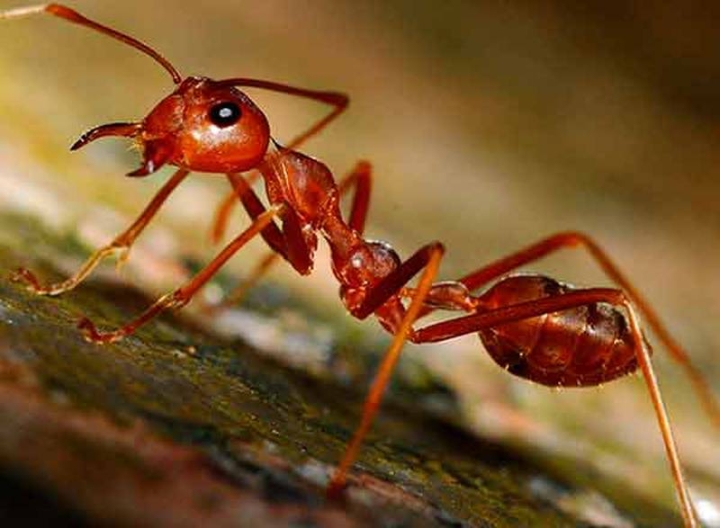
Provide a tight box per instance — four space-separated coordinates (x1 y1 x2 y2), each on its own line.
0 0 719 518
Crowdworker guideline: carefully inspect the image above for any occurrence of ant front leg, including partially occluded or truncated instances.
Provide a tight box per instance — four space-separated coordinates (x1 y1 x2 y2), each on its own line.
12 169 190 296
78 206 281 343
208 162 373 310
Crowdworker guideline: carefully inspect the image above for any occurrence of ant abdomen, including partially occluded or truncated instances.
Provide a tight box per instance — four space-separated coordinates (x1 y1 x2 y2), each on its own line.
477 275 643 387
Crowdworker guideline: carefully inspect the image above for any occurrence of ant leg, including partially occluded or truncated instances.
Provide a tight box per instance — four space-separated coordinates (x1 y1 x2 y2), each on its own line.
411 290 698 527
337 161 373 234
12 169 190 296
210 172 262 244
418 231 720 428
327 242 444 497
210 83 349 243
626 305 699 528
209 162 373 310
77 205 282 344
225 174 288 258
225 175 313 275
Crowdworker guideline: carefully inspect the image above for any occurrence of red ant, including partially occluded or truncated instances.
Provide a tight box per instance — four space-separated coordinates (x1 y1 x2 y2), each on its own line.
2 5 718 526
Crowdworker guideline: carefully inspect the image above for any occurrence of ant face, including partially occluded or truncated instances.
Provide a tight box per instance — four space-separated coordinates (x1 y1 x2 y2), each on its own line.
138 77 271 175
72 76 272 177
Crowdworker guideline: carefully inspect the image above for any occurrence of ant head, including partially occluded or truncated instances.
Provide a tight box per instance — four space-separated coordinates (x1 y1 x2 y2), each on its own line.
14 5 274 177
73 77 271 177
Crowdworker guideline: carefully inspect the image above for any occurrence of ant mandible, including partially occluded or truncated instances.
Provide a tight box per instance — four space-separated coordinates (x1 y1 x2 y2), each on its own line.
2 5 718 526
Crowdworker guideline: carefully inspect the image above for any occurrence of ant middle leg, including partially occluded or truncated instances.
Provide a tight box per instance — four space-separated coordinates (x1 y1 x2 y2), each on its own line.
12 168 190 296
327 241 444 497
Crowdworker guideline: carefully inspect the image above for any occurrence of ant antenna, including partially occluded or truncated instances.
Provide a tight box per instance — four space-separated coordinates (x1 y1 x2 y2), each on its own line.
0 4 182 84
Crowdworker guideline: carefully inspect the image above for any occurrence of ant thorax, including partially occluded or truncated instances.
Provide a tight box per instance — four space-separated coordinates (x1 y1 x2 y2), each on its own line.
259 143 403 321
259 143 340 227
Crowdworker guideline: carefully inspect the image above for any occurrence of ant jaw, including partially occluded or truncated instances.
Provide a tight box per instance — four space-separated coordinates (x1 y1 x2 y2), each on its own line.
70 122 173 177
127 139 173 177
71 122 142 151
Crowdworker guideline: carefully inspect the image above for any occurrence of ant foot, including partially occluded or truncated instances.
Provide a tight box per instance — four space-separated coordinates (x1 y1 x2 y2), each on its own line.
10 267 48 294
325 476 349 502
77 317 127 344
10 267 76 296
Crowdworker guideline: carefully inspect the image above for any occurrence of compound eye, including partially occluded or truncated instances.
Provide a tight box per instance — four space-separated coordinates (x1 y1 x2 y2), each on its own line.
209 101 242 128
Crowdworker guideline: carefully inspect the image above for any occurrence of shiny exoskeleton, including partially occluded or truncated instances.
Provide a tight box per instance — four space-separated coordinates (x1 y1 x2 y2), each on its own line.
3 5 716 527
477 275 643 387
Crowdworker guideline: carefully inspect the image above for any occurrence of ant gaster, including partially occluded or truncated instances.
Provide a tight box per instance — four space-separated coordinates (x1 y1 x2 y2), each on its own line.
2 5 717 526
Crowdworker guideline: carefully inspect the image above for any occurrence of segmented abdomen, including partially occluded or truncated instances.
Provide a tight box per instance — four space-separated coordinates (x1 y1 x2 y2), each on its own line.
477 275 642 387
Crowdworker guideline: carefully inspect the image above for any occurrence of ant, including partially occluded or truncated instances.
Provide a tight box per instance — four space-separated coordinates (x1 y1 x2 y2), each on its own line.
1 4 718 526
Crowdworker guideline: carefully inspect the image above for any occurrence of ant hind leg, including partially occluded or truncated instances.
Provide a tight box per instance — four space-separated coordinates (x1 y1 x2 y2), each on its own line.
420 231 720 429
413 289 698 527
327 242 444 498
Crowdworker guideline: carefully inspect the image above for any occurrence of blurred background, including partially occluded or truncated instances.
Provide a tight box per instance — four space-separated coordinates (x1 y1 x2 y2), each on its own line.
0 0 719 521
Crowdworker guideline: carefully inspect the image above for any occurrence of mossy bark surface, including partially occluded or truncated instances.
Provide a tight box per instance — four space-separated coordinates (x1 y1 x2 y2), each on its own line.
0 212 680 526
